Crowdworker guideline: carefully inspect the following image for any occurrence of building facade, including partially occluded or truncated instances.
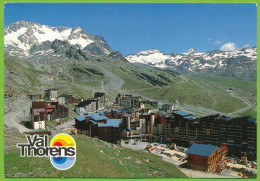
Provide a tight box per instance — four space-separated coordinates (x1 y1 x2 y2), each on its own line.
186 143 227 173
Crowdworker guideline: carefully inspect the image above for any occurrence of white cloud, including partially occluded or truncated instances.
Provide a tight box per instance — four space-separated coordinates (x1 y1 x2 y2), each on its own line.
208 38 212 41
214 40 222 45
220 42 238 51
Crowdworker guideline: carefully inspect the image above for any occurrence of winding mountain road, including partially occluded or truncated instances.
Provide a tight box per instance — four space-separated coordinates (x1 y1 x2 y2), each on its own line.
228 91 252 116
4 110 31 133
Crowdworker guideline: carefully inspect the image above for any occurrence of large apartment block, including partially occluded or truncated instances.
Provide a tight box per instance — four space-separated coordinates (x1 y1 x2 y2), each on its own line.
165 110 256 159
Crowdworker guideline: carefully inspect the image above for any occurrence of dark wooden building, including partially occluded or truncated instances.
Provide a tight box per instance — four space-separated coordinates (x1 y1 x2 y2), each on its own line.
186 143 227 173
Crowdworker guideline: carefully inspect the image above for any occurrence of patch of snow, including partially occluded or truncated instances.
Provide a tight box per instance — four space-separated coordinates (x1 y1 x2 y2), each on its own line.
4 27 30 51
33 25 72 43
68 37 94 48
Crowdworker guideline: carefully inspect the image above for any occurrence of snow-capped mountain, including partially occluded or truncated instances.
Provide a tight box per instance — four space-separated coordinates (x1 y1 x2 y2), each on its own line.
183 48 198 55
4 20 114 59
4 21 257 81
125 49 172 68
125 47 257 81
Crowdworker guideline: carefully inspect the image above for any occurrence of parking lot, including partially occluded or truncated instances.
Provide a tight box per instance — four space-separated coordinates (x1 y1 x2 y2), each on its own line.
120 140 257 178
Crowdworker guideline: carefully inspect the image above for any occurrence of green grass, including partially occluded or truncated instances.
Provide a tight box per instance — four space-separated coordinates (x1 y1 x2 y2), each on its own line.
198 74 256 91
145 104 158 110
46 120 57 128
99 59 179 90
81 81 103 87
239 108 257 118
4 133 187 178
62 83 94 99
133 78 247 113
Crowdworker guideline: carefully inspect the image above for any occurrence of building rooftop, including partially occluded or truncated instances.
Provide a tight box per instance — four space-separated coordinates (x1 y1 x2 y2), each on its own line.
86 113 100 117
46 109 54 113
104 110 111 114
76 115 88 122
173 110 191 117
91 116 109 121
112 109 125 113
248 117 257 123
46 105 56 109
96 111 105 116
98 119 121 127
186 143 218 157
123 114 132 117
219 116 231 121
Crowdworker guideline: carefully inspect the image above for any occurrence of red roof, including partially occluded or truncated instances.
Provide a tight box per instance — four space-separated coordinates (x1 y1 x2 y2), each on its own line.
46 105 56 109
46 109 54 113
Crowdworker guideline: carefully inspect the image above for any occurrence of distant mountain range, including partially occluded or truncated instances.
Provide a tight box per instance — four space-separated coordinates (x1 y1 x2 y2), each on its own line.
4 20 257 81
125 47 257 81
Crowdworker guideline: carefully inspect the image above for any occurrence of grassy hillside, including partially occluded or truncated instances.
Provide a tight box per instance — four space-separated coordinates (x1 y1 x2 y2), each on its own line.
132 77 247 113
93 58 180 90
4 133 187 178
4 55 256 116
197 74 256 92
4 56 96 99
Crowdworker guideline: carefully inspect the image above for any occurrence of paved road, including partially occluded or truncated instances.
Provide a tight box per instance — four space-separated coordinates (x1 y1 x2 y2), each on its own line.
4 110 31 133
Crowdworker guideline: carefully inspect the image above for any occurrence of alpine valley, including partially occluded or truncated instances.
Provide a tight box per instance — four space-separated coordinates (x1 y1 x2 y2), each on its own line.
4 21 257 118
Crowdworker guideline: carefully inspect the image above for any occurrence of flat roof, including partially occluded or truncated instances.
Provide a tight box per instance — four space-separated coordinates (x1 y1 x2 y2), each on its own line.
173 110 191 117
98 119 121 127
91 116 109 121
219 116 231 121
248 117 257 123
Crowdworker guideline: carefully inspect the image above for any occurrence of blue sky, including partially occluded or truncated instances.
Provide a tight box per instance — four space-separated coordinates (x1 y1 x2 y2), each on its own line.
4 3 257 55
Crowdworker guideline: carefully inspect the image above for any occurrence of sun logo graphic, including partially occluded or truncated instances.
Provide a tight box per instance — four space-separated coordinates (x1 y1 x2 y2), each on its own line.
17 133 76 170
50 134 76 170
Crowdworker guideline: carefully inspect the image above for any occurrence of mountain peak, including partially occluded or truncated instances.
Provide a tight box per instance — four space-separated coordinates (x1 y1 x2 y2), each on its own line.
72 26 84 33
184 48 198 55
4 21 114 57
137 49 162 55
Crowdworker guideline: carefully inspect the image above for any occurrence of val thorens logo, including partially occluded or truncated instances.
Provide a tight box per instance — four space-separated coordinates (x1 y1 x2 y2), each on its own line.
17 133 76 170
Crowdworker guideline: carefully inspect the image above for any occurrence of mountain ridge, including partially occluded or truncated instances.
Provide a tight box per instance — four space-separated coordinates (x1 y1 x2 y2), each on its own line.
4 20 257 82
125 47 257 81
4 20 114 57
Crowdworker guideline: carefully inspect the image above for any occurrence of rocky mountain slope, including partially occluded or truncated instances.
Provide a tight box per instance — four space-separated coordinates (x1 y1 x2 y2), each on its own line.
4 20 114 59
125 47 257 81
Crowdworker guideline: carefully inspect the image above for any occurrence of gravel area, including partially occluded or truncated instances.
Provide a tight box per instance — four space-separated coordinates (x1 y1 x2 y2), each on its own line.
121 140 241 178
52 119 75 130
